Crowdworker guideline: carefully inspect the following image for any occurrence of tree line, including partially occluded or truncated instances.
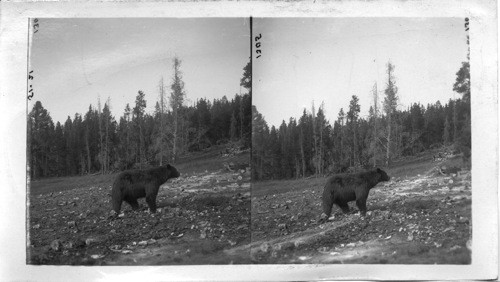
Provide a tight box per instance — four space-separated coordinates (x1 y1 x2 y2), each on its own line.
29 58 252 179
252 59 470 181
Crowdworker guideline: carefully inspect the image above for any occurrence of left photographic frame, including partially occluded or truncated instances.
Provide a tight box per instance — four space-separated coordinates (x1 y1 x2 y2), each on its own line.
26 17 252 265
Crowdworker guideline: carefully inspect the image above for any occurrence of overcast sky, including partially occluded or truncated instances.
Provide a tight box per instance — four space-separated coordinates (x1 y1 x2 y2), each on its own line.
29 18 250 123
253 18 469 128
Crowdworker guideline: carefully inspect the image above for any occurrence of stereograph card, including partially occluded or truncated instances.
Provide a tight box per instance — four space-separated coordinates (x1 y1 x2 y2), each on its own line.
0 0 497 281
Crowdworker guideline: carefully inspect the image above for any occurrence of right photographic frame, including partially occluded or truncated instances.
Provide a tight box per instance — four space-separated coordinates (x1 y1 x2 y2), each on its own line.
251 17 472 264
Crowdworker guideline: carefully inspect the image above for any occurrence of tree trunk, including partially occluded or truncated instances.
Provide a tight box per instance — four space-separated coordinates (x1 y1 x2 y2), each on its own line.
386 114 392 166
85 127 91 173
300 128 306 178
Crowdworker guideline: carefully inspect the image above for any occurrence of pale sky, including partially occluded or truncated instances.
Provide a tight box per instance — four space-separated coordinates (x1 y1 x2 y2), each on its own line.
29 18 250 124
253 18 469 128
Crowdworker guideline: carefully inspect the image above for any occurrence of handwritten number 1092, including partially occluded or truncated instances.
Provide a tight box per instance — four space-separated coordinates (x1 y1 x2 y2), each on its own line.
255 33 262 59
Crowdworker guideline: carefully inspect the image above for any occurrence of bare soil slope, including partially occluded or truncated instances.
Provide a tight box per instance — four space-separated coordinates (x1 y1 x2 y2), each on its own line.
249 155 471 264
28 147 251 265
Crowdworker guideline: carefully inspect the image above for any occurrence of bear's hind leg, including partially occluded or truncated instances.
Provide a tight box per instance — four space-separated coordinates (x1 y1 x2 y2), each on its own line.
337 201 350 214
125 197 140 210
145 185 159 213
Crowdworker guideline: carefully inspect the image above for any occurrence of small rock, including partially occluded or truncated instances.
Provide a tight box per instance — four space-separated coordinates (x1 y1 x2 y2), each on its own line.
50 240 62 251
200 229 207 239
346 243 355 247
294 240 304 248
407 233 414 241
67 221 77 228
450 245 461 251
317 247 329 253
63 241 74 249
85 238 97 246
466 239 472 251
91 254 105 259
138 240 148 246
32 224 40 229
278 223 287 229
298 256 309 261
280 242 295 250
260 243 270 252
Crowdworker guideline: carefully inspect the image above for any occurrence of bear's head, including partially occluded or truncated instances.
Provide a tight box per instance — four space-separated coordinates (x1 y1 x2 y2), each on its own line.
165 164 180 179
376 168 390 182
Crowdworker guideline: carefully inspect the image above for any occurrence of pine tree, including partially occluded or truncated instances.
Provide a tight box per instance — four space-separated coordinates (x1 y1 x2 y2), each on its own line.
383 62 399 166
347 95 361 166
133 90 147 168
170 57 186 162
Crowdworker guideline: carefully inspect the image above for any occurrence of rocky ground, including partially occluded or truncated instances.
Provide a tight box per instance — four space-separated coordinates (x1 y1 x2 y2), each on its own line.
27 148 472 265
249 155 471 264
28 150 251 265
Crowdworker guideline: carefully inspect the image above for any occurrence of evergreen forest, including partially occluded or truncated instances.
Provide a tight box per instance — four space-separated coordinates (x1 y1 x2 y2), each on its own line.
28 58 252 179
252 59 470 181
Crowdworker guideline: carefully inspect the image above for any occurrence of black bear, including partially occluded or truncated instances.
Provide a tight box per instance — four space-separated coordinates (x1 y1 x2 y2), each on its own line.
111 164 180 214
321 168 390 221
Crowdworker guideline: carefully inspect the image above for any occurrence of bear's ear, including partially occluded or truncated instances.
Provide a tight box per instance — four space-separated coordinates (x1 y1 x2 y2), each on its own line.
376 168 381 173
166 164 171 169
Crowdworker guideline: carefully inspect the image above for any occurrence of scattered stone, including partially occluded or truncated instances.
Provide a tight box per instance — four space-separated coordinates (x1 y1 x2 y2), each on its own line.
466 239 472 251
450 245 461 251
50 240 62 251
275 242 291 251
62 241 74 249
294 240 304 248
32 224 40 229
298 256 309 261
407 233 414 241
90 254 105 259
200 228 207 239
317 247 330 254
85 238 97 246
260 243 270 252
